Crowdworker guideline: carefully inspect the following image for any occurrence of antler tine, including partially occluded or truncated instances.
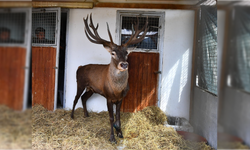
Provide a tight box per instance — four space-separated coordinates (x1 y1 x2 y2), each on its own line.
123 16 149 47
85 29 100 44
106 23 114 44
125 18 139 44
133 17 140 31
83 13 114 48
89 13 102 39
83 14 97 40
89 13 97 30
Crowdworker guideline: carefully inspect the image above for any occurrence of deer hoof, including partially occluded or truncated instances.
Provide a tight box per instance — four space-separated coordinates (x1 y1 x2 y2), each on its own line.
70 114 74 119
84 113 89 117
117 133 123 138
109 136 117 144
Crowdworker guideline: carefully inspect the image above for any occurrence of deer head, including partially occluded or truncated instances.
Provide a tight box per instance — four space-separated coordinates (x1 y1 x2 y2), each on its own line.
83 13 148 71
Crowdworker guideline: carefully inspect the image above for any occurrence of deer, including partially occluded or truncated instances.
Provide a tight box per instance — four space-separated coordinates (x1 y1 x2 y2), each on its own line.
71 13 148 143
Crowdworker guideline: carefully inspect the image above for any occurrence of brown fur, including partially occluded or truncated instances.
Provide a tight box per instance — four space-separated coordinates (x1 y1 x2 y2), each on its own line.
71 56 130 143
71 13 148 143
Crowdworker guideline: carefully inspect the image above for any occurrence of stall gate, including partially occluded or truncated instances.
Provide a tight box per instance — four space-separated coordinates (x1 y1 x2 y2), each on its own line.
0 8 31 110
32 8 61 111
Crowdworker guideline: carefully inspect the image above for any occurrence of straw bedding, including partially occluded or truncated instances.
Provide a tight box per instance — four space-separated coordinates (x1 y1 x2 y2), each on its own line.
0 105 32 149
218 142 250 149
2 104 248 150
32 105 213 150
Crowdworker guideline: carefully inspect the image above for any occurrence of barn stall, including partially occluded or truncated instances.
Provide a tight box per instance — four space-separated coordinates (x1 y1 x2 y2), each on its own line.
29 0 218 149
0 5 32 111
3 0 250 149
0 0 216 149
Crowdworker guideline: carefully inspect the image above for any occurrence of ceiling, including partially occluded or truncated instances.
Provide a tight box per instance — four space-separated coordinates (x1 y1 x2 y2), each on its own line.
31 0 200 5
0 0 219 9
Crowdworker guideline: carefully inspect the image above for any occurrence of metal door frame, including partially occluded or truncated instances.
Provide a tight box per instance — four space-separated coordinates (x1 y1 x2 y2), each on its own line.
32 7 61 110
0 8 32 110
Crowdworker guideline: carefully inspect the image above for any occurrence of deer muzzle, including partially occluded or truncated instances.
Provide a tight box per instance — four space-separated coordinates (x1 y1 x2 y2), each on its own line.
119 62 129 71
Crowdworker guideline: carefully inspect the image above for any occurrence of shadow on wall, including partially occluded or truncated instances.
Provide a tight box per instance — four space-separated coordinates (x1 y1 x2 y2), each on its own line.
160 48 190 118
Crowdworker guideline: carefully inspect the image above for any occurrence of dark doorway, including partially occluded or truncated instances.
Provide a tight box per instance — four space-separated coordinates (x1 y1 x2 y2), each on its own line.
57 11 67 108
27 55 32 108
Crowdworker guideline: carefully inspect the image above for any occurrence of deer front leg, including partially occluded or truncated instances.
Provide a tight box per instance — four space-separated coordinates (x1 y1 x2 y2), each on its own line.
114 99 123 138
107 101 116 143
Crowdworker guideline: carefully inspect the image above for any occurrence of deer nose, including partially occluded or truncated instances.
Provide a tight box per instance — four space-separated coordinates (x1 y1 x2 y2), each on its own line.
120 62 128 69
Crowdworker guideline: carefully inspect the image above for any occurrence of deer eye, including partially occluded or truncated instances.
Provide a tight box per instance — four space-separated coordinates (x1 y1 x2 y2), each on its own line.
111 52 116 55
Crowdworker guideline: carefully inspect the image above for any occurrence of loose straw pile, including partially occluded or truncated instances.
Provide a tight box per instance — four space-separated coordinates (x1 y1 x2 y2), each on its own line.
0 105 32 149
32 105 213 150
218 142 250 149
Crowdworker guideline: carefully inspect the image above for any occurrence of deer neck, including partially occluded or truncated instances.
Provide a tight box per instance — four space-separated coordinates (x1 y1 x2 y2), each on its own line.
108 59 128 91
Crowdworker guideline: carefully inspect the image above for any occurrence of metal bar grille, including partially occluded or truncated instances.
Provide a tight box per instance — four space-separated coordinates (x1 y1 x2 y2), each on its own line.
32 12 56 44
227 6 250 93
121 16 159 50
196 6 218 95
0 11 26 44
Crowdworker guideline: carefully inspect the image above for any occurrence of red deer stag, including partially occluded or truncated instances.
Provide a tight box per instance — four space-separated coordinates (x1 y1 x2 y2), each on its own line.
71 14 148 143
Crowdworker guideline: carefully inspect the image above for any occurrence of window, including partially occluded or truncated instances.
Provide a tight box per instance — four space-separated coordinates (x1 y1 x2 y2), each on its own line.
117 11 164 51
196 6 218 95
0 12 26 44
32 11 57 45
227 6 250 93
121 16 159 50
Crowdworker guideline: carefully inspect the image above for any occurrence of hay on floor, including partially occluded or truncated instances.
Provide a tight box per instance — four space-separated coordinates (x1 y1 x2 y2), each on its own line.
218 142 250 149
0 105 32 149
32 105 213 150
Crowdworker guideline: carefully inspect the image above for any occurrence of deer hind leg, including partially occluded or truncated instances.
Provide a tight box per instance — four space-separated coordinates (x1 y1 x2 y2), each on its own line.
114 99 123 138
71 85 85 119
81 89 93 117
107 101 116 143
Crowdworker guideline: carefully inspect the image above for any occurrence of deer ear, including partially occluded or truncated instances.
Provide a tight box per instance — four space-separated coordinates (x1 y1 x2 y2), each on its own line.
127 47 136 54
104 46 112 53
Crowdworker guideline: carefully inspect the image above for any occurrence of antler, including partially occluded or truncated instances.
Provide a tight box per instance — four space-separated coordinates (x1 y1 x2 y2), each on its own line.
122 17 149 47
83 13 115 48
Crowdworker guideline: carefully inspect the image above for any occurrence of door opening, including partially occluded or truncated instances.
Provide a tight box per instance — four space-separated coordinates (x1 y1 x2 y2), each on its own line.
56 12 67 108
27 56 32 108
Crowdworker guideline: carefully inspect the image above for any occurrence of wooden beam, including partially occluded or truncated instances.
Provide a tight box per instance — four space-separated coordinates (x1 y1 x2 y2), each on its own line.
94 2 198 10
0 1 93 9
0 1 197 10
0 1 32 8
32 2 93 9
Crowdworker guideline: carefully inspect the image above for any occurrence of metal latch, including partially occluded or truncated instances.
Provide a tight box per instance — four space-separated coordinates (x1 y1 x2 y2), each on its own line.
154 71 161 74
151 26 161 29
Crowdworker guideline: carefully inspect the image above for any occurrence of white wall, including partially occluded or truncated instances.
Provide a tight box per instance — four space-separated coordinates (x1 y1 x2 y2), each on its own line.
159 10 194 120
65 8 195 120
